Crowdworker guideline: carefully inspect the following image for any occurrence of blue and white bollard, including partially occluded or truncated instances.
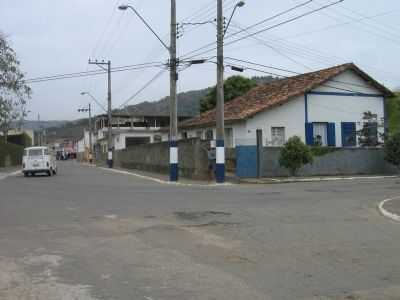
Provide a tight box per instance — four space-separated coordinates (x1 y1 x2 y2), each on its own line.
215 140 225 183
169 140 178 182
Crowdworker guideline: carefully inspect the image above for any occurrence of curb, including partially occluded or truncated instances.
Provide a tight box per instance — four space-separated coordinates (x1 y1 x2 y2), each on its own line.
97 167 233 187
240 175 400 185
378 196 400 222
0 170 21 181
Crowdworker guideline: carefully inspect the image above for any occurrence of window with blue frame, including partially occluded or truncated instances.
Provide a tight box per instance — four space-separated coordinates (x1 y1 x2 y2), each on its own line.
305 122 336 146
341 122 357 147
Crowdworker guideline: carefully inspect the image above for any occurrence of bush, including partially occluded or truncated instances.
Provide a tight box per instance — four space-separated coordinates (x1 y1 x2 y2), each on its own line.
279 136 313 176
384 132 400 171
311 145 337 157
0 141 24 168
6 133 32 147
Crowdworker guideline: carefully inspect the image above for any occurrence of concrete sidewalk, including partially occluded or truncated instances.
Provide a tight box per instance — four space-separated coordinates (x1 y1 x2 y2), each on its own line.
85 162 235 186
0 166 21 180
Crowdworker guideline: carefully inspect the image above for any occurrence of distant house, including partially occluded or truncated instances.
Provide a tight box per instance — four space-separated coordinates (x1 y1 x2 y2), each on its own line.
173 63 393 148
91 113 192 153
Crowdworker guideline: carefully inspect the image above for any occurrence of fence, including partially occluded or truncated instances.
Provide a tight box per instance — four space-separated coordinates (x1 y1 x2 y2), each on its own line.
103 138 210 180
234 146 399 178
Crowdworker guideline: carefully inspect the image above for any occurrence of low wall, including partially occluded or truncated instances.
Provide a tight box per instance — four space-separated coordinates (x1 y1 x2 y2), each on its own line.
112 138 210 180
262 147 399 177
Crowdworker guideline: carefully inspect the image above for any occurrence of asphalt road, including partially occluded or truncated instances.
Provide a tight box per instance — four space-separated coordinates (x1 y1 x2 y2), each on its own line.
0 161 400 300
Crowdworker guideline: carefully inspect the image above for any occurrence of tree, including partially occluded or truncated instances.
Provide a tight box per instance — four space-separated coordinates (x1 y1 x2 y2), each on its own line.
0 33 31 143
279 136 313 176
357 111 382 147
200 75 256 113
384 132 400 171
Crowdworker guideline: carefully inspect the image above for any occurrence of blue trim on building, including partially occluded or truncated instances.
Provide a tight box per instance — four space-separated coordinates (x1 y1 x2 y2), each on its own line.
305 93 309 124
170 163 178 182
308 91 383 98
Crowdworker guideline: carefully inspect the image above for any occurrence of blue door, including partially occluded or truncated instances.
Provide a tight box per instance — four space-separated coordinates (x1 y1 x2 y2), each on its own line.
236 145 258 178
341 122 357 147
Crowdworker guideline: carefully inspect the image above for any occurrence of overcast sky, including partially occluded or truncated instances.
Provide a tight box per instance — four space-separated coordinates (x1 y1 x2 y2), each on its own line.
2 0 400 120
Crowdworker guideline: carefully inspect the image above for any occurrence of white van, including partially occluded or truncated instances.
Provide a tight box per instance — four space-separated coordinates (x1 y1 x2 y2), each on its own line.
22 147 57 177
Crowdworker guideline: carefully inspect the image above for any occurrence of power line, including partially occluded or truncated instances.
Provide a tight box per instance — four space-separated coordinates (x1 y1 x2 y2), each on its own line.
24 62 165 84
229 21 313 71
224 56 386 91
180 0 314 59
119 69 167 108
183 0 345 61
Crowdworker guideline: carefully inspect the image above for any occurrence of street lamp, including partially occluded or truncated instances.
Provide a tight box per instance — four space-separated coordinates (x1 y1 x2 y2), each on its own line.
77 103 93 163
216 0 245 183
80 92 107 113
119 2 179 182
224 1 246 36
118 4 170 51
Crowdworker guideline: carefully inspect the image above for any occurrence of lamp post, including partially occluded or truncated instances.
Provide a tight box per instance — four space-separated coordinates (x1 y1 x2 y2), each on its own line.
118 2 179 182
216 0 245 183
80 92 107 113
224 1 245 36
77 104 92 162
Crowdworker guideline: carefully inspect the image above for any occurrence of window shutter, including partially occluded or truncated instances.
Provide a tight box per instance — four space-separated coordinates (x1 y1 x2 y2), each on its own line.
341 122 356 147
327 123 336 147
305 123 314 145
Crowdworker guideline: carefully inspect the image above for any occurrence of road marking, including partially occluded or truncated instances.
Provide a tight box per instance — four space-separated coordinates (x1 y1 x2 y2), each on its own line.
378 196 400 222
98 167 232 187
0 170 21 181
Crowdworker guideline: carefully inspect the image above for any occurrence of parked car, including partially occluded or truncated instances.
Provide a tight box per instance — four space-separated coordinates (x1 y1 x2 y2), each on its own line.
22 146 57 177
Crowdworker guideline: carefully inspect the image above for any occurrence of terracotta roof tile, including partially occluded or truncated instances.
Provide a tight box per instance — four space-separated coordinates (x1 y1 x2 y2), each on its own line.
180 63 392 129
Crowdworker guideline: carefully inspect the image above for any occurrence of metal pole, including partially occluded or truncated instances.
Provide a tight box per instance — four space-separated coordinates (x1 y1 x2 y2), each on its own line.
169 0 178 182
88 103 93 160
107 60 113 168
216 0 225 183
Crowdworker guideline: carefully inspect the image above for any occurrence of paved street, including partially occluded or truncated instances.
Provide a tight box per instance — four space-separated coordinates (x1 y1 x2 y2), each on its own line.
1 161 400 300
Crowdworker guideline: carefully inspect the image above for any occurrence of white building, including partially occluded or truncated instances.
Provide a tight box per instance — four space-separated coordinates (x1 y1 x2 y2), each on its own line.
175 63 392 148
77 130 95 154
93 114 190 152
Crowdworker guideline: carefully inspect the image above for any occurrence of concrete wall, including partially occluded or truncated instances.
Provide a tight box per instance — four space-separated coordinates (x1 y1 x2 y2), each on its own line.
261 147 399 177
111 138 210 180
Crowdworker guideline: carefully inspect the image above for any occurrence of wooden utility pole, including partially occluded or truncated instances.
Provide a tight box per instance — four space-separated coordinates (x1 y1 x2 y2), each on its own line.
88 59 113 168
216 0 225 183
169 0 178 181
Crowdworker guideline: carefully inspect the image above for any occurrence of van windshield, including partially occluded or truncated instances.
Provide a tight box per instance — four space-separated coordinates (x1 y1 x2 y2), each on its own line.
29 149 43 156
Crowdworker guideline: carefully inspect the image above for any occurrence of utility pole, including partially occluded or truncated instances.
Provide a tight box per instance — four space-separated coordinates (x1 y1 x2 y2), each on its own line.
216 0 225 183
169 0 178 182
37 113 41 146
88 103 93 158
88 59 113 168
